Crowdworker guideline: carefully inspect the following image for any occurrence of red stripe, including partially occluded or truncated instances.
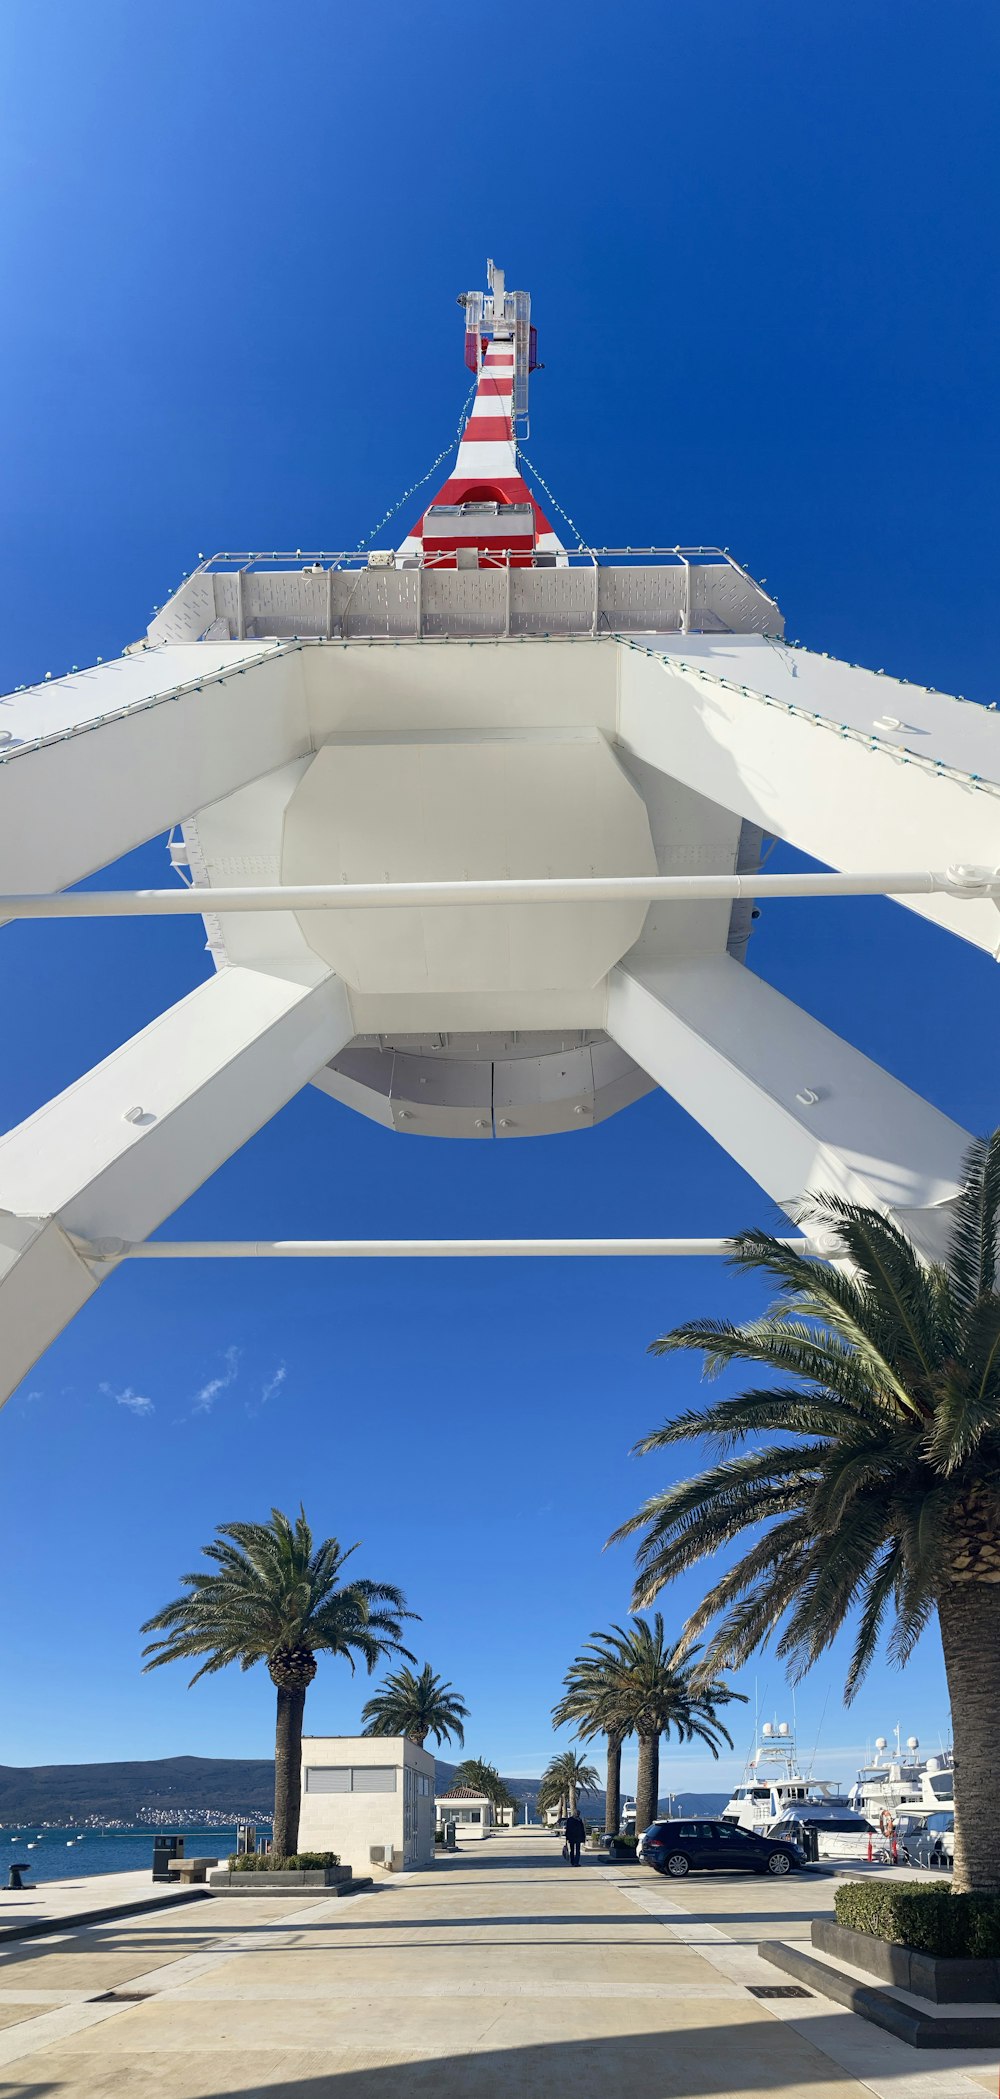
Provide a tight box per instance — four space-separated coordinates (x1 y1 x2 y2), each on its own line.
461 418 513 441
433 475 533 505
423 534 535 552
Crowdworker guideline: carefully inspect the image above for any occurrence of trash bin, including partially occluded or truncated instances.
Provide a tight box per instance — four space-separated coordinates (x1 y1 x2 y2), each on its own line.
152 1834 184 1883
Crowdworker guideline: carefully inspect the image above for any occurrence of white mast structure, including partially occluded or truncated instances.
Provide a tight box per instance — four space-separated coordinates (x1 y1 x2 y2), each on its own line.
1 258 997 1407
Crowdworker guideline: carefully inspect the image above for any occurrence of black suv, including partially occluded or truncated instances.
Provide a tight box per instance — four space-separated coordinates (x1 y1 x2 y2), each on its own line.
639 1817 804 1878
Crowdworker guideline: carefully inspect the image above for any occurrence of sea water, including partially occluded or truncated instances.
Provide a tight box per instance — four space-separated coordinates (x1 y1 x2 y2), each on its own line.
0 1827 269 1879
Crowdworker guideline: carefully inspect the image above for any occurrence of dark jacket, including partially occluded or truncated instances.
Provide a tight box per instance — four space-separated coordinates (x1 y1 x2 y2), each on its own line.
564 1815 586 1846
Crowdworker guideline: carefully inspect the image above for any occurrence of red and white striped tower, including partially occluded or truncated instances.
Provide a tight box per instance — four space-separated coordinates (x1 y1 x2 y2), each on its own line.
399 259 562 564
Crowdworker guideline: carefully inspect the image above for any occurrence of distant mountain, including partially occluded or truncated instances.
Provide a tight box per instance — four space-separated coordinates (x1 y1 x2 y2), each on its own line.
0 1756 734 1827
0 1757 275 1822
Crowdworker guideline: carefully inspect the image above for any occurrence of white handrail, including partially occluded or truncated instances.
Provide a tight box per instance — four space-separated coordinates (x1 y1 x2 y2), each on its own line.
76 1236 814 1261
2 868 996 919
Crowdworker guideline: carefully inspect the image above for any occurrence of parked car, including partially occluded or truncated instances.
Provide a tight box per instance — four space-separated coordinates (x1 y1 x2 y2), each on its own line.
638 1817 804 1878
899 1810 954 1871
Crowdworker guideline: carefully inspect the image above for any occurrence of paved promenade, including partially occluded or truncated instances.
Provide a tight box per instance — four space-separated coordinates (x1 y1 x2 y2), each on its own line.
0 1835 996 2097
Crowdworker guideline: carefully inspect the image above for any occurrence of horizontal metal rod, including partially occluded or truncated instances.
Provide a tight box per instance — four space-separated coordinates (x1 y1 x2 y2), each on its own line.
3 869 998 920
78 1236 812 1261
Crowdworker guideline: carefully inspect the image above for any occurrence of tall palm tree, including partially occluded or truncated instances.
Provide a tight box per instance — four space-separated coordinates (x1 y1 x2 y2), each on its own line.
594 1616 743 1833
451 1756 515 1811
552 1643 629 1835
538 1748 600 1818
611 1135 1000 1894
141 1507 414 1857
361 1663 468 1748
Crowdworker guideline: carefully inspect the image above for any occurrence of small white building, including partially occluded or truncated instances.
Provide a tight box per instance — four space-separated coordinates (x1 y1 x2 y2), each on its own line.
436 1784 495 1840
299 1734 436 1877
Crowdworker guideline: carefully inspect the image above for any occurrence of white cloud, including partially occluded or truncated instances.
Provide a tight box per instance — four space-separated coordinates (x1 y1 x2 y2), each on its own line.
247 1363 287 1417
101 1381 154 1417
191 1344 241 1415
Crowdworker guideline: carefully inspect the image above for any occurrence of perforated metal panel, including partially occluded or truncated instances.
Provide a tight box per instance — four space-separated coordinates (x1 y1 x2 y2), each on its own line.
146 556 783 645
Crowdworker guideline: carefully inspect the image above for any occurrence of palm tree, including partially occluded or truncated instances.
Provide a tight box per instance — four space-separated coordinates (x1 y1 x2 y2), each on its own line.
141 1507 414 1857
538 1748 600 1818
611 1135 1000 1893
552 1643 629 1835
361 1663 468 1749
451 1756 514 1811
594 1616 743 1833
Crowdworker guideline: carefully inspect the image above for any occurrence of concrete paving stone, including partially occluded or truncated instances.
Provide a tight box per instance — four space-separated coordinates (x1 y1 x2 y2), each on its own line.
10 2039 867 2099
65 1988 793 2054
0 1947 198 1990
216 1943 712 1988
0 2001 51 2028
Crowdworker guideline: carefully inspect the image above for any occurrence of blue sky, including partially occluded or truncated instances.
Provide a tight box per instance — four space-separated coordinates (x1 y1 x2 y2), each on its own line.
1 0 998 1798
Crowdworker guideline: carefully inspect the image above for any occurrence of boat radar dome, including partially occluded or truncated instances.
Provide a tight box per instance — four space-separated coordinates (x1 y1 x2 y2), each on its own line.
777 1723 790 1738
907 1736 920 1751
761 1724 773 1738
875 1737 888 1751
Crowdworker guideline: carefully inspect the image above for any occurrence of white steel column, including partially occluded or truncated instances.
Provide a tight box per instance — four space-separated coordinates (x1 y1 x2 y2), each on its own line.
606 955 970 1258
0 962 353 1408
616 637 1000 954
0 644 310 895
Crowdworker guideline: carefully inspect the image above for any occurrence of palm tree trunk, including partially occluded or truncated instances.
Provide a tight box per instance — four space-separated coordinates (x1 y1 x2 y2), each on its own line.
938 1584 1000 1893
568 1784 578 1815
605 1734 622 1836
635 1732 659 1834
273 1683 307 1857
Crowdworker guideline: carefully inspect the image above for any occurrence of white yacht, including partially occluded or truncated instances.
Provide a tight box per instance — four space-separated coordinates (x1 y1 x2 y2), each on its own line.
723 1723 841 1834
847 1732 954 1824
723 1722 878 1858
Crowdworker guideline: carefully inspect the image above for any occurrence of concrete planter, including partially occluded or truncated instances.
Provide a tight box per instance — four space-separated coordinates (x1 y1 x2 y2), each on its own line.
813 1917 1000 2003
209 1867 354 1894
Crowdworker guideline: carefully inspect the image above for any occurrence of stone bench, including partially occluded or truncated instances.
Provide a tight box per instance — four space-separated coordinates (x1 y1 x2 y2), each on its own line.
167 1858 220 1884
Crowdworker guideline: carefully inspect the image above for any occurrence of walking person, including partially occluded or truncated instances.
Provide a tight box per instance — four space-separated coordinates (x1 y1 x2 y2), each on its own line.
564 1810 585 1866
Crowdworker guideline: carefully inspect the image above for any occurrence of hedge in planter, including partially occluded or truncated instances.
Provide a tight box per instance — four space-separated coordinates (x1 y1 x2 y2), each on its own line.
227 1850 340 1873
835 1881 1000 1959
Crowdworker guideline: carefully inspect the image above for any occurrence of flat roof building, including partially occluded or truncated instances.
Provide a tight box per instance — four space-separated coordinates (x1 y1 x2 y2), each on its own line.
436 1785 495 1840
299 1735 436 1878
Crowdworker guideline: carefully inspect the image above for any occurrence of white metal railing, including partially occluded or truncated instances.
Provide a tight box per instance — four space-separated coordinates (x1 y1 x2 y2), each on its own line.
195 546 751 575
75 1236 813 1262
2 868 997 920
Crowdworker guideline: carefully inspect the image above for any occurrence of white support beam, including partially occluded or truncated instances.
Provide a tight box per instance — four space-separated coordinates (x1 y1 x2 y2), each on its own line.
0 962 353 1408
1 867 998 920
75 1236 812 1260
616 636 1000 953
0 644 310 894
607 954 970 1260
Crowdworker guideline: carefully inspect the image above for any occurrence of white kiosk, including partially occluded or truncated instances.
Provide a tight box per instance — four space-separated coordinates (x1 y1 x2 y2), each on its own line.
299 1735 436 1877
436 1784 496 1840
